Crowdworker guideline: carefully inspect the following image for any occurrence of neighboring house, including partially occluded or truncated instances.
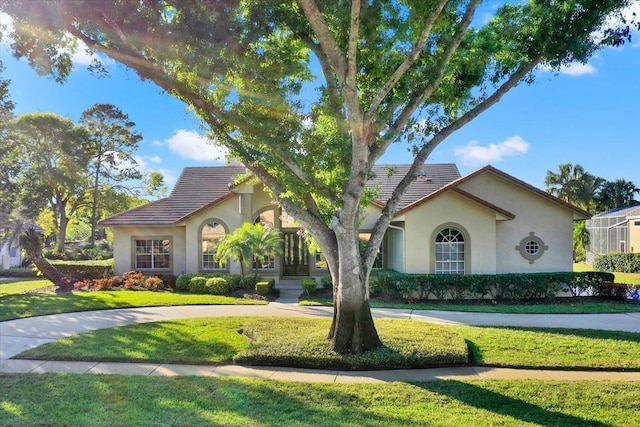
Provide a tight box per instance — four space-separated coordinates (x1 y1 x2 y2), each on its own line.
0 240 22 269
586 205 640 262
100 164 590 281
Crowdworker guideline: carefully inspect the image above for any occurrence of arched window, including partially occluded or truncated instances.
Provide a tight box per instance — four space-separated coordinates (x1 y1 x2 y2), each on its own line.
201 221 226 270
435 227 465 275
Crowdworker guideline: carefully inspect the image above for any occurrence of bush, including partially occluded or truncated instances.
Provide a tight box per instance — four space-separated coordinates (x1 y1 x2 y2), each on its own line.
242 273 262 289
188 276 208 294
122 271 145 288
144 276 164 291
301 278 316 295
0 268 37 278
205 277 230 295
153 274 176 289
223 274 243 289
320 274 333 290
255 281 271 296
594 253 640 273
52 262 114 280
176 273 196 291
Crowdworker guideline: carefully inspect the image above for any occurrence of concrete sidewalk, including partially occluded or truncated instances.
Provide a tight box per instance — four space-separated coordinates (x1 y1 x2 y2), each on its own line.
2 359 640 382
2 292 640 381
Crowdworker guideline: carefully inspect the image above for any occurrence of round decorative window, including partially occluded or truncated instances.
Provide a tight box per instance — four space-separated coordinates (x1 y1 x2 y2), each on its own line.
515 232 548 264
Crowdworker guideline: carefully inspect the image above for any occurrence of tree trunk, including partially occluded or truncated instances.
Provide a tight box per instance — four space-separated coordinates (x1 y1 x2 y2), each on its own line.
328 223 382 354
32 256 74 293
90 163 101 248
20 228 74 293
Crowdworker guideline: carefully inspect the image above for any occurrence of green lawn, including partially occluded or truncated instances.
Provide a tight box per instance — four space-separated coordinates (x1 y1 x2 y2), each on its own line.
0 279 267 321
300 296 640 313
18 317 640 371
574 262 640 284
1 374 638 426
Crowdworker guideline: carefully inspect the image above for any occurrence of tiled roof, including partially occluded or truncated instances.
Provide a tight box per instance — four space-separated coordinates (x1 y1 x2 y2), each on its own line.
100 163 460 226
369 164 461 211
100 165 246 226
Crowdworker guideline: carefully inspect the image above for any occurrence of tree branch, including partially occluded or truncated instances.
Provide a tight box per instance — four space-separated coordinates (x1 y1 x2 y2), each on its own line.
364 56 543 269
364 0 449 123
370 0 482 163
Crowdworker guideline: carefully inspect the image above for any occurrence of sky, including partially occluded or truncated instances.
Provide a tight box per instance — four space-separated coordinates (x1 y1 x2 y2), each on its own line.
1 7 639 198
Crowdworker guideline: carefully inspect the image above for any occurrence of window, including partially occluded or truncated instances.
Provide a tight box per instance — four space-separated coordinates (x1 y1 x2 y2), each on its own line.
359 232 383 269
202 221 226 270
516 232 548 264
135 239 171 270
314 252 328 269
9 246 17 258
634 220 640 228
435 228 465 275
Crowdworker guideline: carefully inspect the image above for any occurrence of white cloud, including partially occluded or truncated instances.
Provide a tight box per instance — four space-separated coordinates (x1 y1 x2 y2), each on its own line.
453 136 530 166
132 154 176 188
158 129 228 162
538 61 597 77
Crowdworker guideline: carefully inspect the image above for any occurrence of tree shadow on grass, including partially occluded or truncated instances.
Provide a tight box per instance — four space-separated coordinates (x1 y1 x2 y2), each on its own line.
416 380 610 427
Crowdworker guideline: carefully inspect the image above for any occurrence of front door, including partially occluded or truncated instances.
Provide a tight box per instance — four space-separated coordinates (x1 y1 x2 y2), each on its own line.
282 230 309 276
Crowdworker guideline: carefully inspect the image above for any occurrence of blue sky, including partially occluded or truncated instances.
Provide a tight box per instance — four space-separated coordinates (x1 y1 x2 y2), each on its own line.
1 9 639 196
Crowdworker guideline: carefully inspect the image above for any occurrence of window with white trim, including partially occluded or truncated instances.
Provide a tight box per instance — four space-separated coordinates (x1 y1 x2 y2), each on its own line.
435 228 465 275
134 239 171 270
202 221 226 270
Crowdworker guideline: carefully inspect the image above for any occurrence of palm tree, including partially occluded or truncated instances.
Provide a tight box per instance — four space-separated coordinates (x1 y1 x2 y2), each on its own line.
19 227 74 292
597 179 640 211
215 222 283 281
544 163 586 204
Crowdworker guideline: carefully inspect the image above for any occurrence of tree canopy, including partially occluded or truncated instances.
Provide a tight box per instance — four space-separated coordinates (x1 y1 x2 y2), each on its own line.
0 0 632 353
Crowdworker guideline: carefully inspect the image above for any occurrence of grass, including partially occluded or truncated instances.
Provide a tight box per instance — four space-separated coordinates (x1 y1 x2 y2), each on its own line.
574 262 640 285
1 374 638 426
0 279 51 296
300 296 640 313
18 317 640 371
0 279 267 321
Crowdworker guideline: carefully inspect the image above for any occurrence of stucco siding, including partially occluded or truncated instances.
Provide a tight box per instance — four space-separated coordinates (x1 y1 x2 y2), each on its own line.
112 226 186 276
459 172 574 272
629 218 640 253
403 192 497 274
386 226 405 272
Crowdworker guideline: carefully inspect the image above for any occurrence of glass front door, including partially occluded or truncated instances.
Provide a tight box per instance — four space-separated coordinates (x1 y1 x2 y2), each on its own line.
282 230 309 276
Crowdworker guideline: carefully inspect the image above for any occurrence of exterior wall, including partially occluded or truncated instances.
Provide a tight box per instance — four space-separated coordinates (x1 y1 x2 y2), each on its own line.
459 173 574 272
403 191 498 274
386 225 405 272
1 242 22 269
112 226 186 276
629 217 640 253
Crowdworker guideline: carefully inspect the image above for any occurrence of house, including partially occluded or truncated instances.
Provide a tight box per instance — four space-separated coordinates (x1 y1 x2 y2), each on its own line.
0 240 22 269
585 205 640 262
100 164 590 281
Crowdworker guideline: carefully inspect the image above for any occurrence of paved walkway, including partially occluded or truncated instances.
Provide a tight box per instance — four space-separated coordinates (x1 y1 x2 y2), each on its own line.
2 286 640 382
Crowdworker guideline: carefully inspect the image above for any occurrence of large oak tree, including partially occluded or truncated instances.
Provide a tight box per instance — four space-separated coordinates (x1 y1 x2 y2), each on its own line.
0 0 631 354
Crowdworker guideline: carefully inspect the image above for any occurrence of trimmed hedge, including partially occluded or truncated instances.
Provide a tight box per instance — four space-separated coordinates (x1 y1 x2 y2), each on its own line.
255 280 275 296
0 268 37 278
205 277 230 295
594 253 640 273
301 278 317 295
50 263 113 280
375 270 621 302
188 276 208 294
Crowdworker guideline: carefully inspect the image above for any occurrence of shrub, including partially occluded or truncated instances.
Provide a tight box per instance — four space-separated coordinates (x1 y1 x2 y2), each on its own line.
594 253 640 273
92 277 113 291
320 274 333 290
255 281 271 296
205 277 230 295
144 276 164 291
242 273 262 289
153 274 176 289
188 276 208 294
176 273 196 291
301 278 317 295
223 274 243 289
52 262 114 280
122 271 145 288
0 268 37 278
